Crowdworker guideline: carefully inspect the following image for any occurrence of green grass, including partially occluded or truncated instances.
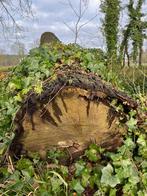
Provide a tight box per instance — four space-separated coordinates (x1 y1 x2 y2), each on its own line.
120 66 147 95
0 65 15 72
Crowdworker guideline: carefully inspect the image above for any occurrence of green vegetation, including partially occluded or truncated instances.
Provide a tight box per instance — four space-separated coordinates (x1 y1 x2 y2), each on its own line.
0 65 15 72
0 0 146 194
119 0 147 67
0 54 20 67
101 0 147 68
0 43 146 195
101 0 120 68
0 43 105 138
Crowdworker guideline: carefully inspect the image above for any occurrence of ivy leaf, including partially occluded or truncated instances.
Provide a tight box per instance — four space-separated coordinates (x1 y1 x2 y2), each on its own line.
75 161 85 176
81 168 91 187
34 81 43 94
142 173 147 186
85 53 93 62
8 79 24 90
124 137 135 150
71 179 84 194
16 158 34 177
122 182 137 195
21 170 32 180
14 93 22 102
137 134 146 147
60 165 68 177
85 144 101 162
50 176 63 193
101 164 120 188
109 188 117 196
126 117 137 131
117 159 140 185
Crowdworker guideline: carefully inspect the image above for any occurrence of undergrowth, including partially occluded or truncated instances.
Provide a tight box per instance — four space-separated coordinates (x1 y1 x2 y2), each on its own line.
0 43 146 195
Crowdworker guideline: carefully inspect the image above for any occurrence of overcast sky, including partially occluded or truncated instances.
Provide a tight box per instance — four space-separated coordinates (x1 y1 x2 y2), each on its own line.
0 0 147 54
0 0 103 54
30 0 103 47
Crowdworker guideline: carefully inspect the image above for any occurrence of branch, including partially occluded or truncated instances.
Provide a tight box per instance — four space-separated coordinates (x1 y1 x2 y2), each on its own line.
67 0 79 17
63 21 75 34
78 13 98 31
0 0 21 30
0 0 32 35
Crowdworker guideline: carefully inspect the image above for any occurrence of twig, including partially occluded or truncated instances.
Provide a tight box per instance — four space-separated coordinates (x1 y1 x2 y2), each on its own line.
40 83 66 117
8 155 15 173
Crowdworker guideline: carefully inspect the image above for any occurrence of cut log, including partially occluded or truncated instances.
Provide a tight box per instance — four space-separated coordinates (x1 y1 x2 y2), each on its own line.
10 64 137 160
40 32 61 46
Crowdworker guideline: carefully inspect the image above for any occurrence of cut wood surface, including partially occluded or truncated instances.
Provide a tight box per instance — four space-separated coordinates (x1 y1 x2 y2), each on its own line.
10 64 137 159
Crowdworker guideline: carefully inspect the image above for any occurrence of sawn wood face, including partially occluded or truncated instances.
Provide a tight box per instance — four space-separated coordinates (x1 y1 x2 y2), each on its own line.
16 88 124 157
10 64 137 159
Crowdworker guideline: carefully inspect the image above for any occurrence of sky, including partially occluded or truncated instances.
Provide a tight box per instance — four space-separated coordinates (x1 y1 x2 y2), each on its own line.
0 0 104 54
30 0 103 47
0 0 147 54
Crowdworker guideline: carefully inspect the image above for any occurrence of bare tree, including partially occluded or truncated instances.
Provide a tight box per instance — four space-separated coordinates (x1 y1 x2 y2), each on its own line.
0 0 32 34
63 0 98 44
11 41 26 57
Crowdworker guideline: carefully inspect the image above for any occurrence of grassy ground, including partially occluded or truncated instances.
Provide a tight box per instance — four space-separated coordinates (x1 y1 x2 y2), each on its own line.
0 66 15 80
0 65 14 72
120 66 147 95
0 54 20 67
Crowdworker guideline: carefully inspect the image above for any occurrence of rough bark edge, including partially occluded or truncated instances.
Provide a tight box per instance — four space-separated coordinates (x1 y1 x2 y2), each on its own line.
10 64 138 157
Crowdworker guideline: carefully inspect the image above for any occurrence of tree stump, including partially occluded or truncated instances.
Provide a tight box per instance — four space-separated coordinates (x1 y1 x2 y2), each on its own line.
10 64 137 160
40 32 60 46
